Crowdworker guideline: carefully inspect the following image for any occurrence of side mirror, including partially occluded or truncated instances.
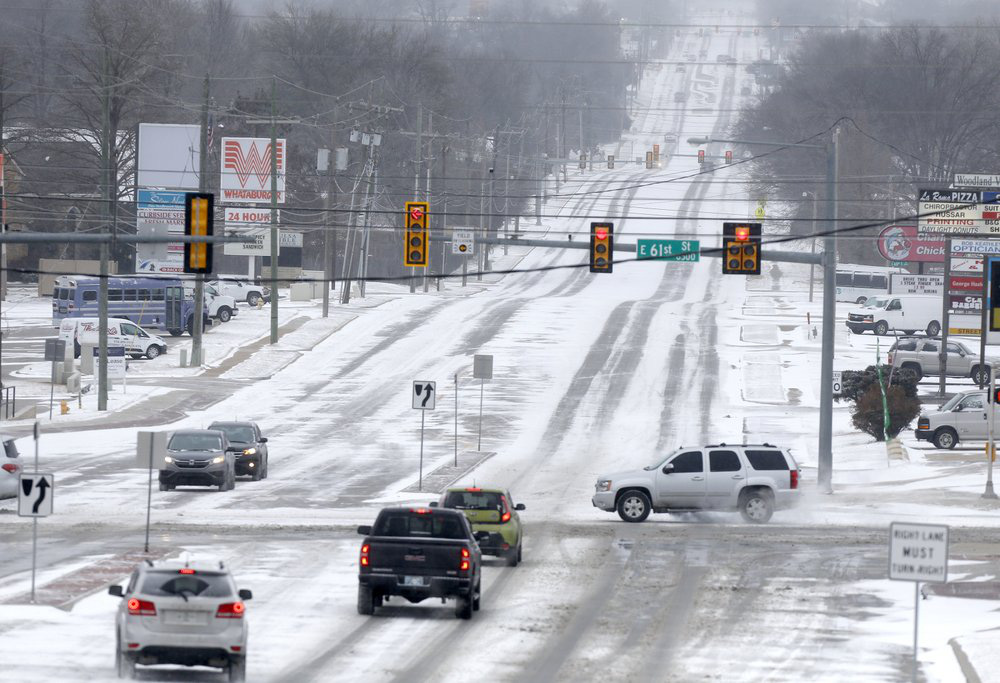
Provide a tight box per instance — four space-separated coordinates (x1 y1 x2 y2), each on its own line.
662 464 674 474
357 525 372 536
238 589 253 601
953 405 963 412
514 503 525 511
259 437 268 443
108 585 124 597
429 501 439 508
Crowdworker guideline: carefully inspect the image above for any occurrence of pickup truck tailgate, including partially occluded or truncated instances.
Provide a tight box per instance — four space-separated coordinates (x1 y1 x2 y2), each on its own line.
366 538 465 577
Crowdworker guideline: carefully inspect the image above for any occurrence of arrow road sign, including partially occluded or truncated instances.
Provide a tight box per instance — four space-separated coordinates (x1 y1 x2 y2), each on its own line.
413 381 436 410
18 473 54 517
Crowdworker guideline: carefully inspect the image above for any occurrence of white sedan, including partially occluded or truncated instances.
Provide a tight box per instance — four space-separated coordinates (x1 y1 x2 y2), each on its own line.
0 435 23 500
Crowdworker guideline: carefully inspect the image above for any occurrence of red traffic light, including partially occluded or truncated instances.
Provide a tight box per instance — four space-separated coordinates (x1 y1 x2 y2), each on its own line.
734 226 750 241
595 227 609 240
697 150 705 163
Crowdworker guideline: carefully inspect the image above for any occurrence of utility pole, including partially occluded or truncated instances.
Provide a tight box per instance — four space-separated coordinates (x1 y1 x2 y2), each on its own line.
817 128 840 495
424 111 433 292
269 76 279 344
191 74 209 366
438 141 448 292
411 102 422 294
359 143 376 298
322 102 339 318
98 50 110 411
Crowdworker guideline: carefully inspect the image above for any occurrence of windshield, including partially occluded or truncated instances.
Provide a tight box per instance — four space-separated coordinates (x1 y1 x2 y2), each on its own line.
211 425 255 444
939 394 965 412
443 490 503 512
644 451 678 470
373 512 466 539
140 571 232 598
168 433 223 451
863 297 889 309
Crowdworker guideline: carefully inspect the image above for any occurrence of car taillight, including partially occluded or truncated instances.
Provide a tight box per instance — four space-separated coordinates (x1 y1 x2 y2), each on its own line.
501 511 511 523
790 470 799 490
127 598 157 616
500 494 511 523
1 463 18 474
215 602 245 619
360 543 370 567
459 547 470 572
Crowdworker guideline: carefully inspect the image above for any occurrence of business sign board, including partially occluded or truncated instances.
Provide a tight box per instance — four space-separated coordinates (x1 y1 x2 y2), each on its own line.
221 137 286 204
918 188 1000 236
137 123 201 190
950 256 983 273
990 257 1000 332
888 274 942 296
877 225 945 263
135 189 186 274
950 294 982 312
224 207 280 256
954 173 1000 189
93 346 126 380
950 275 982 292
951 238 1000 256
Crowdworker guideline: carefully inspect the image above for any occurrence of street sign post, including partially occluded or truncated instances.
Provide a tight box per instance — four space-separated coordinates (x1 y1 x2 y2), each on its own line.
136 431 169 552
44 339 65 420
636 239 700 262
473 355 493 451
412 381 436 491
889 521 949 681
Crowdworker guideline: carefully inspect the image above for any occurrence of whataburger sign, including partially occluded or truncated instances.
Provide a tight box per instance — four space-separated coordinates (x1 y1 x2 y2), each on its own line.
221 137 286 204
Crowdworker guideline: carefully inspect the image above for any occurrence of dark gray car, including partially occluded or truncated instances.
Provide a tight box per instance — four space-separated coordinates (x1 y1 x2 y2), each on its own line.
208 421 269 481
159 429 236 492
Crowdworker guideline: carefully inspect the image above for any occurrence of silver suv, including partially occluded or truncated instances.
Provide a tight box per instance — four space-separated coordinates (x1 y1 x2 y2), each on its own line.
108 558 252 681
888 337 996 384
592 443 801 523
159 429 237 492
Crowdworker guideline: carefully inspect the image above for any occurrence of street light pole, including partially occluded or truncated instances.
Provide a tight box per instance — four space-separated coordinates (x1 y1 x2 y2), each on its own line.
688 132 839 493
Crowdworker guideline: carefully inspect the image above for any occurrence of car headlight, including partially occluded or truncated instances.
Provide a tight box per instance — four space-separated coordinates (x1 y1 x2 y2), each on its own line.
211 455 225 464
242 447 257 456
164 455 174 464
596 479 612 492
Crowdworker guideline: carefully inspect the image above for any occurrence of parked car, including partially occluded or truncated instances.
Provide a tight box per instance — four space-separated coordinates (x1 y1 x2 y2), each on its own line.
888 337 996 383
58 317 168 360
0 435 22 501
159 430 236 491
209 278 270 307
433 486 525 566
915 390 994 449
592 443 801 523
207 421 269 481
108 558 252 681
182 282 237 323
356 507 483 619
845 295 941 336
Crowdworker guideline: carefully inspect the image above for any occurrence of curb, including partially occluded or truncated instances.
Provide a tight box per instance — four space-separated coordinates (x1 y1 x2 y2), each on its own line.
949 637 982 683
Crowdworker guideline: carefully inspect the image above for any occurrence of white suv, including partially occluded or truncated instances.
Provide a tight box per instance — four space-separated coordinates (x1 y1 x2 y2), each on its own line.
108 559 252 681
592 443 801 523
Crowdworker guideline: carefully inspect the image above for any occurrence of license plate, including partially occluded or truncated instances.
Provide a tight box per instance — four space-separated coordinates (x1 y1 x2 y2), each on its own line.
164 610 207 625
402 576 427 587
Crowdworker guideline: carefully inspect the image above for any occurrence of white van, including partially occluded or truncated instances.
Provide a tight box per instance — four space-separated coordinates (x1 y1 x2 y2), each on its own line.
835 265 895 304
58 318 168 360
845 295 941 336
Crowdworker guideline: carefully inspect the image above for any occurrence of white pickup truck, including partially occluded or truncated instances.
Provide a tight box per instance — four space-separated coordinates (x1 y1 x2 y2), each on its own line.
209 278 270 307
183 282 237 323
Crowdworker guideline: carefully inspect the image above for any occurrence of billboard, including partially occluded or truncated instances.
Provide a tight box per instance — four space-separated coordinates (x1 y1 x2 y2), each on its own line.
221 137 285 204
876 225 944 263
135 189 185 273
917 188 1000 236
137 124 200 190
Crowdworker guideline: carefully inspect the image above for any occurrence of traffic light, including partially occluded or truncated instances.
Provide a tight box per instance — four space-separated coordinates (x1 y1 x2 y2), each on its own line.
404 201 429 267
725 150 733 164
590 222 613 273
184 192 214 274
722 222 761 275
698 149 705 164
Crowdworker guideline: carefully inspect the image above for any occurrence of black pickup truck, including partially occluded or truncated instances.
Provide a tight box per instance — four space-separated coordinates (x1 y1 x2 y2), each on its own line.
357 507 483 619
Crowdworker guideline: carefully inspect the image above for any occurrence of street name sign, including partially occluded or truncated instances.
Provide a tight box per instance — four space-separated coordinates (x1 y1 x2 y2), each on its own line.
412 381 436 410
636 239 700 262
18 473 54 517
954 173 1000 189
889 522 948 583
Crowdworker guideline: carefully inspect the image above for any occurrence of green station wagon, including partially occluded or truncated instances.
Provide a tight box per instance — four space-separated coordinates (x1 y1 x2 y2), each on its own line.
434 487 525 566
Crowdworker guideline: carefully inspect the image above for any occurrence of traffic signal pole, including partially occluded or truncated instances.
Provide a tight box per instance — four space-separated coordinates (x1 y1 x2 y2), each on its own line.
191 74 209 367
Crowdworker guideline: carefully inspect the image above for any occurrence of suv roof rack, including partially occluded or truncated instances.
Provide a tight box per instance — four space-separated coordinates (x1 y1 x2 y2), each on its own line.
705 443 777 448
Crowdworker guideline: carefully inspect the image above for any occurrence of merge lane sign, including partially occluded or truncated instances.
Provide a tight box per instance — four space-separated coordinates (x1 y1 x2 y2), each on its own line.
18 473 54 517
889 522 948 583
636 239 700 262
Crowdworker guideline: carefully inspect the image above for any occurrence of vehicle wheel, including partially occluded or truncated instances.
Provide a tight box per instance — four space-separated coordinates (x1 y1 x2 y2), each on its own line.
247 293 262 307
218 307 232 323
739 489 774 524
145 345 161 360
263 457 269 479
472 581 481 611
932 427 958 450
855 296 867 304
927 321 942 337
849 327 863 335
158 481 171 492
185 316 194 335
168 328 183 337
616 489 651 523
455 592 473 620
374 591 383 608
116 636 135 679
128 354 141 360
972 366 991 385
228 468 237 490
357 584 375 615
505 546 519 567
874 320 889 336
901 363 923 382
517 544 522 563
251 462 262 481
228 655 246 683
903 330 916 335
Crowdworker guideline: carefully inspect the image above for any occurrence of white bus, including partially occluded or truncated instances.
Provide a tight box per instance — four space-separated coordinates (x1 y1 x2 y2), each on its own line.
835 264 898 304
